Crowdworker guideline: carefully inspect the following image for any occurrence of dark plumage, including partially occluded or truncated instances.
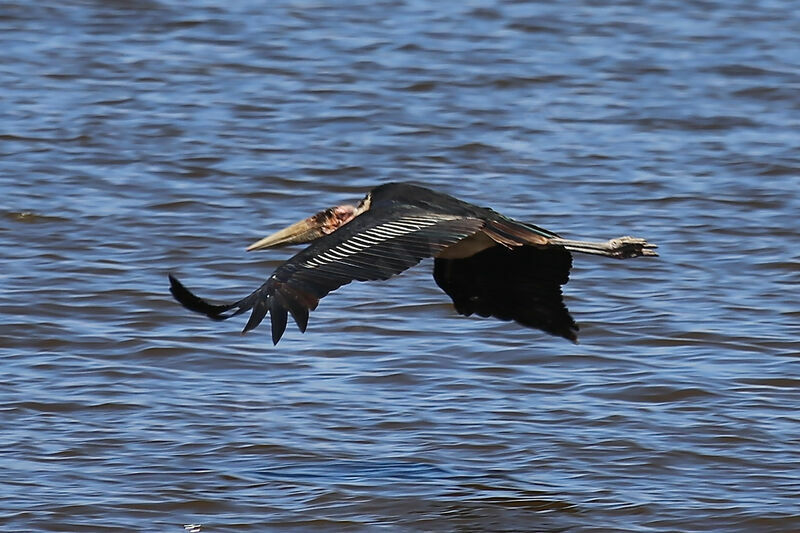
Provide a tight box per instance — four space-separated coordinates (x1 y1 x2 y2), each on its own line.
433 243 577 341
169 183 657 344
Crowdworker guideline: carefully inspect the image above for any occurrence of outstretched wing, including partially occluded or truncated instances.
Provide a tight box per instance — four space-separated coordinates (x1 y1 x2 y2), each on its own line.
170 208 485 344
433 244 578 341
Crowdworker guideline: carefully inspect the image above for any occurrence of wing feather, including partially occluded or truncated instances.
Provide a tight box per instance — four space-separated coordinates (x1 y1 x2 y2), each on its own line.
433 244 578 341
170 208 485 344
269 296 288 345
277 212 485 300
243 295 268 333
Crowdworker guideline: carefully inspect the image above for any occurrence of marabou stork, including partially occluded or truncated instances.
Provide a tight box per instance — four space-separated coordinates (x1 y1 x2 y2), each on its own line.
169 183 657 344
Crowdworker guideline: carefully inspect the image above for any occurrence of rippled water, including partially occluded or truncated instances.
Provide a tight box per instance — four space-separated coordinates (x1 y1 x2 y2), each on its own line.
2 1 799 531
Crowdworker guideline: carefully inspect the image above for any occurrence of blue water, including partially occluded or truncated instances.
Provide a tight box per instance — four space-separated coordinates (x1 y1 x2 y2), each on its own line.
1 1 799 531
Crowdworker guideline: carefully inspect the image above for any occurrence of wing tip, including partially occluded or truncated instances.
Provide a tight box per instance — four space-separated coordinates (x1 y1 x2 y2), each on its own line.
168 272 232 320
170 273 313 345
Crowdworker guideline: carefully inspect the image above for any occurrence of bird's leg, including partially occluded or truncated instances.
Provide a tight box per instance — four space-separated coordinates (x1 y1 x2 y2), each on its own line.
548 236 658 259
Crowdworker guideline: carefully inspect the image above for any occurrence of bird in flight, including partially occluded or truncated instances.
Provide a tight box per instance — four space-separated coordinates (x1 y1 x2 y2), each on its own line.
169 183 657 344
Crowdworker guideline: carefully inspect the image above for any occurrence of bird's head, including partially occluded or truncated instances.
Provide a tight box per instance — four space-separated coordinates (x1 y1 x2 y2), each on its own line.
246 196 371 251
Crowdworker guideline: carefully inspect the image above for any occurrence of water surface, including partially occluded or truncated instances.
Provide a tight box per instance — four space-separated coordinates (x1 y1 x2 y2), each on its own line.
1 1 799 531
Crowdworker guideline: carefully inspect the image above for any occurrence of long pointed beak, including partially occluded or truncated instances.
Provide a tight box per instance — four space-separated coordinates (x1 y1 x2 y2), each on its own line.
246 204 357 251
246 218 324 251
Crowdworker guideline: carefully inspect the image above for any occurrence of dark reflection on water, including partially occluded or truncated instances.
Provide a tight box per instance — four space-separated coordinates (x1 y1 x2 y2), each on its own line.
2 0 799 531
